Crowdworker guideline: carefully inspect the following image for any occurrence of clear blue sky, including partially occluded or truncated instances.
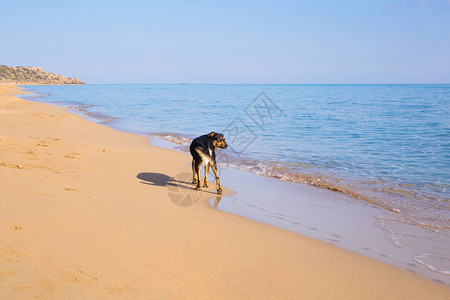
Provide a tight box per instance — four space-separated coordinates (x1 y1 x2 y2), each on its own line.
1 0 449 83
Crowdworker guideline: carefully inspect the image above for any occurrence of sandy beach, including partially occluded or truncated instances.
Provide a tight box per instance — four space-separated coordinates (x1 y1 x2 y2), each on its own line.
0 84 449 299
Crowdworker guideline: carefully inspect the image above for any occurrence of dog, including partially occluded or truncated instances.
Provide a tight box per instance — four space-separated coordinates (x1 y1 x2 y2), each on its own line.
190 132 228 194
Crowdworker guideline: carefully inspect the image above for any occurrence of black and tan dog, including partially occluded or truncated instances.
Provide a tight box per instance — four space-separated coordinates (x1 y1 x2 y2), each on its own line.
190 132 228 194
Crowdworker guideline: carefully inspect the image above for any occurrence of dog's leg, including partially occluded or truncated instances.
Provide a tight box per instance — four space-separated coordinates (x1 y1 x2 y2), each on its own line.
203 162 209 187
194 160 202 190
211 163 222 194
192 159 197 184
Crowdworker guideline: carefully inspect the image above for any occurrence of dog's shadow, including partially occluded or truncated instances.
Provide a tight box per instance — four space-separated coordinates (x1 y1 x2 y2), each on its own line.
137 172 189 188
137 172 217 195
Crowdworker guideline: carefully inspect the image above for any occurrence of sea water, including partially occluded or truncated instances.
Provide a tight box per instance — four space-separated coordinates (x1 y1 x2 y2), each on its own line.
21 84 450 281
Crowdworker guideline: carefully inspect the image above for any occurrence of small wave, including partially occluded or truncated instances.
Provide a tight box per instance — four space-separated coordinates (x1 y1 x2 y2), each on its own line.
59 103 118 124
19 89 50 99
413 254 450 276
150 132 193 146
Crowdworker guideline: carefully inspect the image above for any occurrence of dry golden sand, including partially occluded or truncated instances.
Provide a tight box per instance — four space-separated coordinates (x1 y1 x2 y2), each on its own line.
0 84 449 299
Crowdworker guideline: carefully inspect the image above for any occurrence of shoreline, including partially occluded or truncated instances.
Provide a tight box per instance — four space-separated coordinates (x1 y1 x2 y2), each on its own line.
1 84 449 298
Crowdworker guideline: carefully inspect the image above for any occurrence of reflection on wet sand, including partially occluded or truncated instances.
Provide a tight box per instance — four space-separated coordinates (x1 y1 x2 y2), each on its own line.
214 196 223 208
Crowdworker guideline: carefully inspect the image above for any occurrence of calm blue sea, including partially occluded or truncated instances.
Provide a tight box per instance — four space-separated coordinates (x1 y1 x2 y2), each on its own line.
21 84 450 276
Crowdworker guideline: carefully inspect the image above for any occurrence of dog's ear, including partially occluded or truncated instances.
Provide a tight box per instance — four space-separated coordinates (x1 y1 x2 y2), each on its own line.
208 132 215 138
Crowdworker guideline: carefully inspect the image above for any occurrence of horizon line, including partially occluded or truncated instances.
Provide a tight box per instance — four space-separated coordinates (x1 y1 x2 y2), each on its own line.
76 82 450 85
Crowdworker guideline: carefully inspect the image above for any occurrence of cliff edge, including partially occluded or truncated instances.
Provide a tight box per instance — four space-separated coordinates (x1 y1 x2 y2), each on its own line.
0 65 85 85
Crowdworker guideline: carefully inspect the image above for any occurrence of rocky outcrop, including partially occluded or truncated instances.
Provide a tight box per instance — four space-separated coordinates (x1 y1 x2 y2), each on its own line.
0 65 85 84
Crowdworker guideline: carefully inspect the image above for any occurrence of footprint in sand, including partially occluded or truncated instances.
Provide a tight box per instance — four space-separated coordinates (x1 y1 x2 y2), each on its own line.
37 278 58 292
432 279 446 284
62 188 77 192
406 262 419 268
49 114 62 119
36 142 49 147
31 112 44 119
0 162 24 169
59 269 99 286
63 152 81 159
104 284 133 295
0 246 24 263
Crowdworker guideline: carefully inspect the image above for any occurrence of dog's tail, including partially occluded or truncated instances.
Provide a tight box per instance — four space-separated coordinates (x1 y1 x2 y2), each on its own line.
195 148 212 164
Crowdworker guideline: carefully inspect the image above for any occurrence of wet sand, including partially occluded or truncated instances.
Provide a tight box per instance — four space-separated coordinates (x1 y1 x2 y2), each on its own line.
1 84 449 299
207 166 450 284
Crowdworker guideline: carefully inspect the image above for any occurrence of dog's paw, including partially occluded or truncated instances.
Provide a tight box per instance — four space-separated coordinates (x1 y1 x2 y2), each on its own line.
192 179 197 184
217 188 223 195
194 186 201 191
203 183 209 188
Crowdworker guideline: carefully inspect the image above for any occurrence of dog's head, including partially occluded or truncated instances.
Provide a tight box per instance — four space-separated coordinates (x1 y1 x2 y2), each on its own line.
208 132 228 149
